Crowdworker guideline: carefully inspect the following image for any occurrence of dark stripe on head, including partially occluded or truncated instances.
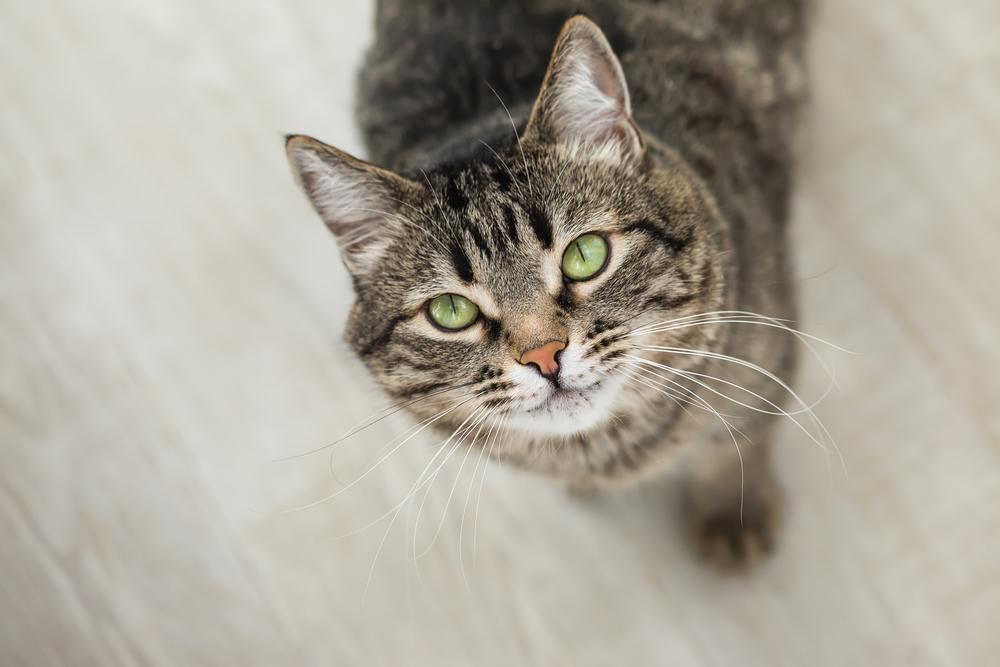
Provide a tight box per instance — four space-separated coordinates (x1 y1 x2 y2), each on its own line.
555 284 573 309
359 314 408 357
449 240 475 282
445 178 467 211
395 380 451 399
527 204 553 249
493 165 513 193
465 222 492 259
489 214 510 253
502 204 520 244
641 291 696 312
600 348 625 362
483 316 502 342
390 356 440 372
624 220 693 254
482 396 510 409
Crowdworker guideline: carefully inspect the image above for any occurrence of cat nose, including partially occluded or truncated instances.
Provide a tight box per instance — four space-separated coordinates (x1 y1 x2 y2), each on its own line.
518 340 567 380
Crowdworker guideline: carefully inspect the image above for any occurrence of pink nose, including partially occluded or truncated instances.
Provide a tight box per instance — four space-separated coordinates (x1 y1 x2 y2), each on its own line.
518 340 567 379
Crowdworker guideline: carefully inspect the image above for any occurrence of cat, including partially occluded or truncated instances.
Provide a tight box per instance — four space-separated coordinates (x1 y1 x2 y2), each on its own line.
285 0 810 567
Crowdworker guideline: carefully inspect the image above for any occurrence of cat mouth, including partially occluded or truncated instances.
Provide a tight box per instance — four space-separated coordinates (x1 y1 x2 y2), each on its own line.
526 382 601 414
508 376 623 436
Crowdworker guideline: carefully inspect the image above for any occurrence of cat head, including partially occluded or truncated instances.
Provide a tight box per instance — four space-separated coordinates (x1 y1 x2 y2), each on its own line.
286 17 726 457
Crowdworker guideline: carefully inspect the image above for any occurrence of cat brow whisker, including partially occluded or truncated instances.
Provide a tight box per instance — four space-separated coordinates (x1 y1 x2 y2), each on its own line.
337 228 383 250
342 205 449 253
476 138 530 200
485 81 532 196
417 167 455 228
382 194 446 235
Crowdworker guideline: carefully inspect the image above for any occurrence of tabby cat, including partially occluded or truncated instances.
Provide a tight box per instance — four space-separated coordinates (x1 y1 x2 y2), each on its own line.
285 0 809 566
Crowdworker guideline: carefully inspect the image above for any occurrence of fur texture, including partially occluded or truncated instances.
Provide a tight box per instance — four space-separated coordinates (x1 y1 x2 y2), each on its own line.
285 0 809 563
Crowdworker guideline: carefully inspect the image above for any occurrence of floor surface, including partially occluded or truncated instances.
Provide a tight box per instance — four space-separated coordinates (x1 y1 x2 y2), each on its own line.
2 1 999 664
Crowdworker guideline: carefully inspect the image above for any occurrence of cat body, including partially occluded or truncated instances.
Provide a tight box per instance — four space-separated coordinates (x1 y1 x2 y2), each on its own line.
286 0 809 564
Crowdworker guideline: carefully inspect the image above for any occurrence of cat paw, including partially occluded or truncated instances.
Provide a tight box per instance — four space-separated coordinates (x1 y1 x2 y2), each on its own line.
686 486 782 571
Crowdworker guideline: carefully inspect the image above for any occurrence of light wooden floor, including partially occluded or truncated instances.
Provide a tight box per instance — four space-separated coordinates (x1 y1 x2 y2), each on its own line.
2 1 998 665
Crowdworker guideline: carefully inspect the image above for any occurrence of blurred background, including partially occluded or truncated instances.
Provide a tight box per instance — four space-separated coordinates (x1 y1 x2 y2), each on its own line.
2 0 998 665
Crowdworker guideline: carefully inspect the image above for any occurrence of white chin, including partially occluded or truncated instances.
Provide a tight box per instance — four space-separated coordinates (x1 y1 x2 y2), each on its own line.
507 378 622 437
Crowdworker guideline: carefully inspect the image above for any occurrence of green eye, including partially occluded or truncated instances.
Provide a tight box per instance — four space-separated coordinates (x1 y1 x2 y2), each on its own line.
427 293 480 330
561 233 609 281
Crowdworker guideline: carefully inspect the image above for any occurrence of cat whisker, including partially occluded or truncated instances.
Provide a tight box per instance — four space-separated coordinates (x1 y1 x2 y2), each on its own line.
485 81 532 196
627 309 852 391
274 381 477 461
363 405 494 599
617 365 699 420
383 194 450 240
471 410 509 569
278 393 483 513
630 355 827 418
628 309 790 336
336 402 487 544
412 405 496 562
634 315 851 353
619 358 750 519
634 346 845 475
341 205 449 254
363 488 407 604
622 361 752 427
459 405 507 584
476 138 530 200
360 403 491 596
418 167 454 227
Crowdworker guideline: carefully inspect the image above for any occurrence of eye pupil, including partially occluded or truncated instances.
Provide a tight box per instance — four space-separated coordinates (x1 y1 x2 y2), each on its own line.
562 233 609 281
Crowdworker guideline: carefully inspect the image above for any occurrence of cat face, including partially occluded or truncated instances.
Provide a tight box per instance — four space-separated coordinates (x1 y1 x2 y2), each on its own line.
286 17 725 454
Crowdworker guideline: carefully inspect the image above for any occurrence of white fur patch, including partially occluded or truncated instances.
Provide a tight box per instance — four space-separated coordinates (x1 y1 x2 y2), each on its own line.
505 341 627 436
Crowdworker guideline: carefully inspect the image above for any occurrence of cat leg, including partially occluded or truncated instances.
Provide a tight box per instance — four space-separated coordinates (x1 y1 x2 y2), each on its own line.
680 431 783 569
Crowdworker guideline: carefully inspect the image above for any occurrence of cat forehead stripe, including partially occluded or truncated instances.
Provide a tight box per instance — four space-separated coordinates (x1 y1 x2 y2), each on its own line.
448 239 475 283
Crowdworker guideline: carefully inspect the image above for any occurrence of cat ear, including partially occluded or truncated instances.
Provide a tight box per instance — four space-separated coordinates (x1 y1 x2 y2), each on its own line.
285 135 420 275
526 16 642 164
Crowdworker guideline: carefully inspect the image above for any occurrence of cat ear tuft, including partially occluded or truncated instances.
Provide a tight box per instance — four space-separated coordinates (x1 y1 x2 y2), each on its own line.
285 135 418 275
526 16 642 164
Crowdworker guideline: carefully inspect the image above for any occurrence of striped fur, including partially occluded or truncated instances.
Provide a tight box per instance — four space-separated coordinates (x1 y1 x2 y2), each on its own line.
286 0 809 561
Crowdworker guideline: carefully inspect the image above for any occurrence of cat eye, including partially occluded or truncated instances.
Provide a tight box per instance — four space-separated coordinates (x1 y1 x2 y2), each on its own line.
561 233 609 281
427 293 480 331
